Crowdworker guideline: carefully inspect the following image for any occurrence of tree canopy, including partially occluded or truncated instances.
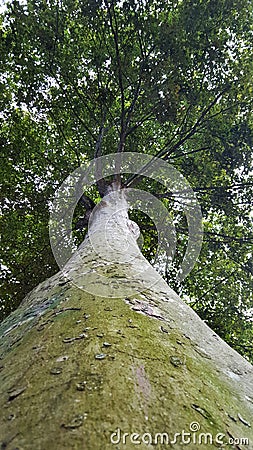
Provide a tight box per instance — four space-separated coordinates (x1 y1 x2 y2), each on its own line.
0 0 253 360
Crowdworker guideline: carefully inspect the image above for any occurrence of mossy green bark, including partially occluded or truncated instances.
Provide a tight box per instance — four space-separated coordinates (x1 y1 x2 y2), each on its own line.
0 192 252 449
0 277 252 450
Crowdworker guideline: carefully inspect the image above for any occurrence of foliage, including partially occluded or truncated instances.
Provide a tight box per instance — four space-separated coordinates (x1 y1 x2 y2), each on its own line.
0 0 252 360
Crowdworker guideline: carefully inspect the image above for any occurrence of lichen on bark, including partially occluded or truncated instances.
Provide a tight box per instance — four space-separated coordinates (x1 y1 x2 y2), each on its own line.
0 188 252 449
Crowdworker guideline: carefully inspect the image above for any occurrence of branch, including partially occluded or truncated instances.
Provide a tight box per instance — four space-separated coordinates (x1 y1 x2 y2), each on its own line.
48 110 81 165
177 226 253 244
222 250 253 276
191 270 237 305
105 0 126 152
125 75 142 129
61 72 98 122
48 68 96 140
95 112 110 196
125 85 231 188
159 181 253 194
126 101 160 136
172 146 210 159
49 0 60 72
161 85 231 161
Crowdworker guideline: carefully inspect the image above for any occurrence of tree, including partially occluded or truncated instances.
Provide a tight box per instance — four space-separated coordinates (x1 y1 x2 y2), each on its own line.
1 0 253 359
0 0 253 445
0 185 252 448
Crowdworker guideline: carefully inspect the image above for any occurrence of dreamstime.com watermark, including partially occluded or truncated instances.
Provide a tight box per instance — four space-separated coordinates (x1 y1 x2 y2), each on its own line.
110 423 250 446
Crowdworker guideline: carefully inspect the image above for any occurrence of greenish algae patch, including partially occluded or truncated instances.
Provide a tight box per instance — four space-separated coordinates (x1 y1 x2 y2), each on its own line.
0 286 252 449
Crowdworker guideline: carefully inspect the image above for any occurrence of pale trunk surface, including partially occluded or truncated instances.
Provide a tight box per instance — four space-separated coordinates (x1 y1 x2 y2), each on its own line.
0 189 252 449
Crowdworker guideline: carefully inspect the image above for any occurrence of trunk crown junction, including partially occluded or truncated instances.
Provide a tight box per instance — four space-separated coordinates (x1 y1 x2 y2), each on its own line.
88 181 140 249
62 180 154 298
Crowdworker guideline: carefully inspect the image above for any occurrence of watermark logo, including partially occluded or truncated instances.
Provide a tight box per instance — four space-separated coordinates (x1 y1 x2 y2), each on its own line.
49 152 203 296
110 423 250 446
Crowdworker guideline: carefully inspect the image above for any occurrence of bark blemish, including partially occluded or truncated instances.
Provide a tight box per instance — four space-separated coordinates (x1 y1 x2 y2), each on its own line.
170 355 185 368
95 354 107 360
62 333 88 343
76 382 87 391
56 355 69 362
237 413 251 427
61 413 86 429
50 367 63 375
8 386 27 402
132 364 152 417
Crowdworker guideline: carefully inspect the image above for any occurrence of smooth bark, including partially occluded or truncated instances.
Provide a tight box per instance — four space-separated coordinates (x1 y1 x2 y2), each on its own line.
0 189 252 449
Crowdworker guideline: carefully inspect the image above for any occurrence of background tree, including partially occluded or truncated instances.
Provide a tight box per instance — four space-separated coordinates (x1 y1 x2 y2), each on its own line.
0 0 253 360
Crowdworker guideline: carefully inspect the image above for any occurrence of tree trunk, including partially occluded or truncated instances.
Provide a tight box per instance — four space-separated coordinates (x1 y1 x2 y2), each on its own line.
0 187 252 449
